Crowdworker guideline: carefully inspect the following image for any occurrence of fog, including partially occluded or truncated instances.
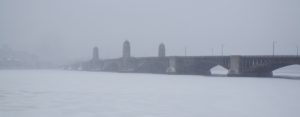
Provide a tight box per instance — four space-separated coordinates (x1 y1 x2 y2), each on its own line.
1 0 300 65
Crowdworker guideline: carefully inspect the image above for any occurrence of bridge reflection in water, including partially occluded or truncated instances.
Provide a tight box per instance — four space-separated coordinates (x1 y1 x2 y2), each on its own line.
67 41 300 77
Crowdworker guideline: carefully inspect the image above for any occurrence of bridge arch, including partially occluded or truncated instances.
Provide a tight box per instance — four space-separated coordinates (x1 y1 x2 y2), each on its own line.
210 65 229 75
248 63 300 77
272 64 300 76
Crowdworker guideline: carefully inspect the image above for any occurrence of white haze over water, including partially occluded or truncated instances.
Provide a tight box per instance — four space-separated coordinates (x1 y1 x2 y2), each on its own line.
0 70 300 117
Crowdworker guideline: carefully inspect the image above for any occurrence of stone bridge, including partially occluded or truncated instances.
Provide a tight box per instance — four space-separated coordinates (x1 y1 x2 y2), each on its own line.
68 40 300 77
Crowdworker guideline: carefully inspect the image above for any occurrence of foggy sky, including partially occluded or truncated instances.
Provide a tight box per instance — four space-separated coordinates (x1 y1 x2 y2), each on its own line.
1 0 300 64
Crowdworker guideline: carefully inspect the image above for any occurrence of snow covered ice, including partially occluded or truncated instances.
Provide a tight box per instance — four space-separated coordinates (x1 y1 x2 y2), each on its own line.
1 70 300 117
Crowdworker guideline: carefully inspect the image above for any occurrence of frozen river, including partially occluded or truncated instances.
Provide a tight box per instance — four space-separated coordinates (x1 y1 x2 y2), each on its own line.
0 69 300 117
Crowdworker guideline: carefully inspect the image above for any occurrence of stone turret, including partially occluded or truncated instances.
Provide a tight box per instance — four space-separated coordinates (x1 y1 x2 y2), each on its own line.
158 43 165 57
123 40 131 58
92 46 99 61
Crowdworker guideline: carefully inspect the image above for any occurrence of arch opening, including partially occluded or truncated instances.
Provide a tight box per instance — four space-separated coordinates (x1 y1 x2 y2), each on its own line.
210 65 229 76
272 64 300 77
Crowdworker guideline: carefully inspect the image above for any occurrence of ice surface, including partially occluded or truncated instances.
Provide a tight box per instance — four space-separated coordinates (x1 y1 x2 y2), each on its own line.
0 70 300 117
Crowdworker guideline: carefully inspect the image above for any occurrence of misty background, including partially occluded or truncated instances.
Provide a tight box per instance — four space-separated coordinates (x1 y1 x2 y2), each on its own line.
1 0 300 65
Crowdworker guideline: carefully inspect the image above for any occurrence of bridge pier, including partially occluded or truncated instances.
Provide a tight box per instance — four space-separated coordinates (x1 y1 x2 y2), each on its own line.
166 57 177 74
228 56 241 76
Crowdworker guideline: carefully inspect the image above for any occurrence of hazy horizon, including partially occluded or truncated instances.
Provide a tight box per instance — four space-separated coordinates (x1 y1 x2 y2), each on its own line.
1 0 300 64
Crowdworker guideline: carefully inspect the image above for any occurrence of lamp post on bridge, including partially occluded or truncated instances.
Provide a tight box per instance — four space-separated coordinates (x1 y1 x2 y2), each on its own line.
221 44 224 56
272 41 276 56
297 45 299 56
